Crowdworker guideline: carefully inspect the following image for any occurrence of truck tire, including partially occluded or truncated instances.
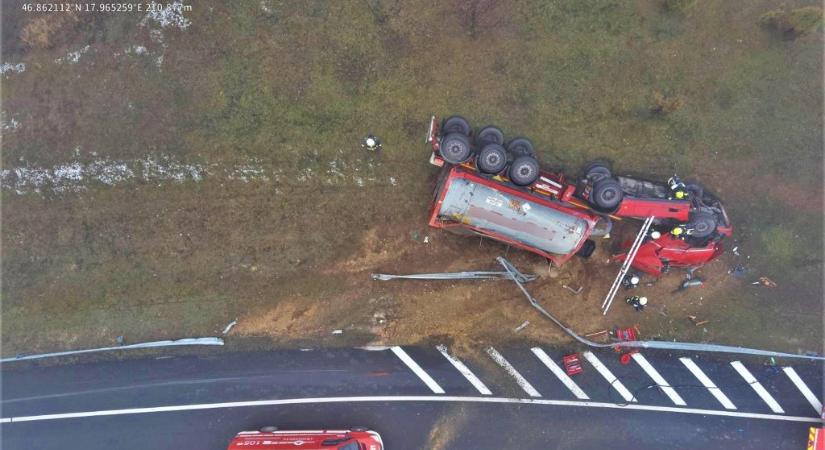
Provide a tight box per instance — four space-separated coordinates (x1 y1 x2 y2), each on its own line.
476 143 508 174
442 115 471 136
591 178 623 210
506 137 535 158
686 211 717 238
583 161 612 183
575 239 596 258
508 156 540 186
476 125 504 146
439 132 472 164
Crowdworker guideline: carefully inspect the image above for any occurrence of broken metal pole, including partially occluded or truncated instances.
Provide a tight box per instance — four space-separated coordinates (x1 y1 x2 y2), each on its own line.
371 268 536 283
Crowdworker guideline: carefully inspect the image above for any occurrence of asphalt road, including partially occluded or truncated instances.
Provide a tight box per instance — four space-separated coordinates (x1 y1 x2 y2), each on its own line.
1 346 822 449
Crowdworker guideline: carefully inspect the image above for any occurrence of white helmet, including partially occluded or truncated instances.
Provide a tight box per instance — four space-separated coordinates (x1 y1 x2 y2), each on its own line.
366 137 376 146
650 231 662 239
638 297 648 305
630 275 640 285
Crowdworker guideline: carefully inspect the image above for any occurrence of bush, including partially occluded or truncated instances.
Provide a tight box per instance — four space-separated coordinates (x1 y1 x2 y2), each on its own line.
759 6 823 40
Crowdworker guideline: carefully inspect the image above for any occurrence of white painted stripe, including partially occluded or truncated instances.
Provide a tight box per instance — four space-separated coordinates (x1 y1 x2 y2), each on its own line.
679 358 736 410
531 348 589 400
390 346 445 394
436 345 492 396
486 347 541 397
730 361 784 413
782 367 823 414
632 353 687 406
0 395 819 425
582 351 637 403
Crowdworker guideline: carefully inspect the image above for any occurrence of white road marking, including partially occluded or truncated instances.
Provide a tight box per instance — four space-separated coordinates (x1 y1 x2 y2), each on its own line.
730 361 784 414
782 367 823 414
436 345 492 396
0 396 819 424
680 358 736 410
631 353 687 406
582 351 637 403
530 348 589 400
486 347 541 397
390 346 444 394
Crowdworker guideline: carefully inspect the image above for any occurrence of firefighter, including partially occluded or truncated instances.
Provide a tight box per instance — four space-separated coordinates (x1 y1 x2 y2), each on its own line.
671 226 686 239
361 134 382 152
668 175 688 200
622 273 640 290
625 295 648 312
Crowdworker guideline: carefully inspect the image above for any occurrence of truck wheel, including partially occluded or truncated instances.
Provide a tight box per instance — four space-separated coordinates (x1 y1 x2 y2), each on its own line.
575 239 596 258
442 115 471 136
591 178 623 210
508 156 540 186
476 125 504 146
439 133 472 164
260 426 278 433
583 161 611 183
686 211 717 238
506 137 535 158
476 144 507 174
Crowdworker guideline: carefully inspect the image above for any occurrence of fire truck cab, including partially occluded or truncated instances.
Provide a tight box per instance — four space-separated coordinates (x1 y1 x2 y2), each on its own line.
426 115 732 275
227 428 383 450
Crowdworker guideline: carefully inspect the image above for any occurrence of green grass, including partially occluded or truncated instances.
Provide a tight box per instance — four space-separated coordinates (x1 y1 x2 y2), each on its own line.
1 0 822 354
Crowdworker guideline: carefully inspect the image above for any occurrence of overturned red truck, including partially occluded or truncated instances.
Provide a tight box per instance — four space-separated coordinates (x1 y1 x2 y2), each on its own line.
426 115 732 276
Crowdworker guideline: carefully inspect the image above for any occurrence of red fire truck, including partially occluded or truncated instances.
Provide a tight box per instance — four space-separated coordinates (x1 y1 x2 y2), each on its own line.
227 427 383 450
426 115 732 275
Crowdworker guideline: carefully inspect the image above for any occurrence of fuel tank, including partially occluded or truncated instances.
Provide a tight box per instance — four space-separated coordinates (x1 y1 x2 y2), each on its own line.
437 176 590 256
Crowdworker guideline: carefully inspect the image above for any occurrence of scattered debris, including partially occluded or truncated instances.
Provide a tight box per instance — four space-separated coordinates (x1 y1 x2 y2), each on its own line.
562 283 583 294
563 353 583 375
331 329 343 335
372 312 387 325
584 329 609 338
674 278 704 293
732 246 740 256
619 350 640 365
687 315 710 327
753 276 778 288
222 319 238 335
513 321 530 333
729 265 748 278
116 335 125 345
423 236 430 244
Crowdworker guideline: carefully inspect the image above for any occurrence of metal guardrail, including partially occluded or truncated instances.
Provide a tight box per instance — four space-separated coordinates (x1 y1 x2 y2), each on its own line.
0 337 225 363
496 257 824 361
